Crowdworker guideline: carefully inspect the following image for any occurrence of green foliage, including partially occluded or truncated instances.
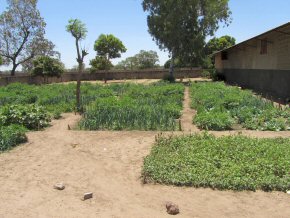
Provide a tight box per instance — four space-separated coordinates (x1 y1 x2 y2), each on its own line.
0 56 2 65
164 58 187 69
115 50 159 70
79 83 184 130
32 56 64 77
135 50 159 69
0 104 51 130
142 0 231 70
143 133 290 192
193 111 234 130
0 0 56 76
0 125 27 152
190 82 290 131
162 74 176 83
66 19 87 40
115 56 139 70
90 56 113 71
205 35 236 69
205 35 236 55
94 34 126 60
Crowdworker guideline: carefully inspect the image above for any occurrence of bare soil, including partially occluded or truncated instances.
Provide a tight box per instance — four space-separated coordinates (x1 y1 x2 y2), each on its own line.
0 82 289 218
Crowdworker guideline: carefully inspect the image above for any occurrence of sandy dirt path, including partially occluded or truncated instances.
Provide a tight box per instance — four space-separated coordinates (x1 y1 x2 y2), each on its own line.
0 85 290 218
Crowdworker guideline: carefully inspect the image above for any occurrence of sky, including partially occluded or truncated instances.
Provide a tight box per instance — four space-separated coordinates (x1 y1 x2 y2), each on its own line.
0 0 290 70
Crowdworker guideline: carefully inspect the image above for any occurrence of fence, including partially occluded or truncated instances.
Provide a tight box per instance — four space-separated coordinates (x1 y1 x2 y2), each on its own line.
0 68 202 86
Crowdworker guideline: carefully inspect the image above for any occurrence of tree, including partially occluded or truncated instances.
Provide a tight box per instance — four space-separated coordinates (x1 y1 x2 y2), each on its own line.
0 0 56 76
22 40 60 73
115 50 159 70
66 19 88 112
204 35 236 68
115 56 139 70
135 50 159 69
94 34 126 64
205 35 236 55
31 56 64 81
90 56 113 71
142 0 231 79
0 56 2 65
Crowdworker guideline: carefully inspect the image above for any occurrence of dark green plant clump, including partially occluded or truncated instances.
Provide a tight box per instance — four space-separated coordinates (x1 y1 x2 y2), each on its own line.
191 82 290 131
0 125 27 152
143 133 290 192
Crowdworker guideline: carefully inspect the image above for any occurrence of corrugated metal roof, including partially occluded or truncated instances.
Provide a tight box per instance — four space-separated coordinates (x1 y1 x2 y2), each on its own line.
212 22 290 55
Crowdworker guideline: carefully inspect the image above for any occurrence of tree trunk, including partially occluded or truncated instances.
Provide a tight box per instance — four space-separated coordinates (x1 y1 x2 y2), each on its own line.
76 62 83 112
169 50 175 79
11 63 18 76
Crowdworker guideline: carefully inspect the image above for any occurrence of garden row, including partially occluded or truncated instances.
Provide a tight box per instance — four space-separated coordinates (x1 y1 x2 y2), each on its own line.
190 82 290 131
143 133 290 192
0 82 184 151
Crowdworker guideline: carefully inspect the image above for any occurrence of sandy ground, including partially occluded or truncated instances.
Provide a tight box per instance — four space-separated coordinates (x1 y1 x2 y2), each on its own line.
0 85 289 218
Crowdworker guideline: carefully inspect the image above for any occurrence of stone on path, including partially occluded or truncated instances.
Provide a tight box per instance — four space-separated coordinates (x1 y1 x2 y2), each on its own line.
166 202 180 215
53 183 65 190
82 192 93 201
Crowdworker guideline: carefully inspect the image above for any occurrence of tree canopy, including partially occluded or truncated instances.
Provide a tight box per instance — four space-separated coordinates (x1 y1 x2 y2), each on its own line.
90 56 113 71
142 0 231 75
32 56 64 78
115 50 159 70
94 34 127 61
205 35 236 55
0 0 56 76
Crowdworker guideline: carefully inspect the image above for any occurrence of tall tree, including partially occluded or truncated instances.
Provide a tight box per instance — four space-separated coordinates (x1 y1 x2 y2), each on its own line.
94 34 126 64
0 0 56 76
66 19 88 112
142 0 231 78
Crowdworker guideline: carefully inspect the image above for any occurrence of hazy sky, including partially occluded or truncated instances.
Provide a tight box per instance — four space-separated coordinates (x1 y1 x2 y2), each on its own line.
0 0 290 70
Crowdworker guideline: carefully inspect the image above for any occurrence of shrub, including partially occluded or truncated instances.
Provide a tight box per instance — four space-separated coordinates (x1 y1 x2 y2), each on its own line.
0 125 27 152
143 133 290 192
193 111 235 130
32 56 65 78
163 74 175 83
0 104 51 130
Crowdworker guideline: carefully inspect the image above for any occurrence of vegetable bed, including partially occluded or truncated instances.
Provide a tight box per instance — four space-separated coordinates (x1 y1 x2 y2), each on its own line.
143 133 290 192
190 82 290 131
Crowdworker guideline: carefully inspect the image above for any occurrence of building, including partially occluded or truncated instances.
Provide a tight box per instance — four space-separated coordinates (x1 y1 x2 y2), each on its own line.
214 22 290 103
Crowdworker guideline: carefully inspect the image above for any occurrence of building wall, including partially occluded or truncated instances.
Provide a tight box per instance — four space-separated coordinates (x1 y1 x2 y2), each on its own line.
214 25 290 102
223 69 290 102
216 25 290 71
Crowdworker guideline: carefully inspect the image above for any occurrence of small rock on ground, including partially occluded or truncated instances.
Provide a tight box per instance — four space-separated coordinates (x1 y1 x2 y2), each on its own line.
82 192 93 201
53 183 65 190
166 202 180 215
